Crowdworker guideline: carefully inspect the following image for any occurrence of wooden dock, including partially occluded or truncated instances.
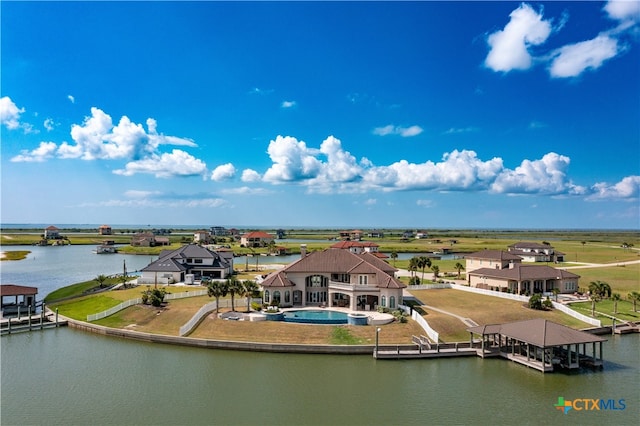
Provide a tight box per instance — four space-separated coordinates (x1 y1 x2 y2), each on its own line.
374 337 478 359
613 321 639 334
0 313 67 336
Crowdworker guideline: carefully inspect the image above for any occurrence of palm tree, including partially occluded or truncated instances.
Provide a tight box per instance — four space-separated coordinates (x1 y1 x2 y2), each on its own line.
226 276 244 312
590 293 599 317
628 291 640 312
431 264 440 280
552 288 560 302
408 257 418 278
94 274 108 289
206 279 228 313
589 280 612 299
453 262 465 279
417 256 431 282
242 280 259 312
390 251 398 267
612 293 621 314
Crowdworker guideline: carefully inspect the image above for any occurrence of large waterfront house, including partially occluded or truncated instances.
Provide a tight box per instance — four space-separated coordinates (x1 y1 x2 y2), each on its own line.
507 242 565 263
44 225 60 239
240 231 274 248
131 232 170 247
465 250 578 294
138 244 233 284
260 247 406 310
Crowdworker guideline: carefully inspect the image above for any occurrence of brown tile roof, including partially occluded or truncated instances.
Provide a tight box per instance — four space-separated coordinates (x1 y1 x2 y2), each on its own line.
465 250 522 261
0 285 38 296
468 264 579 280
242 231 273 239
261 272 295 288
467 319 606 348
264 248 404 289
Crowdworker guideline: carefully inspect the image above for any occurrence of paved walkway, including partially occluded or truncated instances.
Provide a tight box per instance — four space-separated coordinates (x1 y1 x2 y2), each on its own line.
422 305 478 327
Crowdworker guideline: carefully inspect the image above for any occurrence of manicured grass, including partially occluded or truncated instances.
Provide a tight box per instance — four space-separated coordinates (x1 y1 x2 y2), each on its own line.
0 250 31 261
45 277 124 302
329 327 364 345
53 295 125 320
568 300 640 325
408 289 590 342
572 264 640 294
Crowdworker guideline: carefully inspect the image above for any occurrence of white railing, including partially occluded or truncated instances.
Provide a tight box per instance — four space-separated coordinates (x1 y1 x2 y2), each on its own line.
179 301 219 336
87 289 208 321
551 302 601 327
406 283 453 290
329 281 379 292
399 304 439 343
450 284 530 302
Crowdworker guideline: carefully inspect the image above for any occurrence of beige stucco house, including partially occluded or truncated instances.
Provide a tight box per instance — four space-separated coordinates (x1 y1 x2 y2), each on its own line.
240 231 274 248
260 247 405 310
465 249 578 294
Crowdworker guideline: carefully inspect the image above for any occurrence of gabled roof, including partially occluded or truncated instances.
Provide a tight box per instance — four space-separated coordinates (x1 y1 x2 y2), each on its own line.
242 231 273 239
45 225 59 230
141 258 187 273
265 248 405 289
143 244 230 272
467 319 606 348
330 241 379 249
465 250 522 261
468 264 579 280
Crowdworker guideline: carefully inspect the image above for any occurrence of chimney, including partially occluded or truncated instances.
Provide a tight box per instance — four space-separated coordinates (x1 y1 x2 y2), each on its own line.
300 244 307 258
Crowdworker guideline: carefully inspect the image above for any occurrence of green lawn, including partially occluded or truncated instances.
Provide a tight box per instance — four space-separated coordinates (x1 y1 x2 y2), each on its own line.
568 300 640 325
573 264 640 294
53 295 125 320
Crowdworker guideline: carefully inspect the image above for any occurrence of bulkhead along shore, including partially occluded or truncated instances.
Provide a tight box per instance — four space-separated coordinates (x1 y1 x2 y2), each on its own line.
2 227 638 374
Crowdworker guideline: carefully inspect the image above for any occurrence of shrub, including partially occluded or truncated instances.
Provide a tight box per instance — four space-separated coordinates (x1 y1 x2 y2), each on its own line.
141 287 167 307
251 302 262 311
528 293 543 310
543 297 553 309
409 276 421 285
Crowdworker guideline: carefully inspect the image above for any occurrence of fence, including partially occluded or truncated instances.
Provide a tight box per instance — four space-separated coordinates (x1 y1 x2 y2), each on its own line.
450 284 530 302
406 283 453 290
551 302 601 327
86 289 208 321
399 304 439 343
179 301 219 336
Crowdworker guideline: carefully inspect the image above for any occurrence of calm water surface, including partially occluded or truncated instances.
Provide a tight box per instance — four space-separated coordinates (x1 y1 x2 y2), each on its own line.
1 244 638 425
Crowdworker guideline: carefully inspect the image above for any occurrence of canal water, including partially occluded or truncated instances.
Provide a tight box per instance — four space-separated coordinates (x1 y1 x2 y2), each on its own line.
1 244 638 425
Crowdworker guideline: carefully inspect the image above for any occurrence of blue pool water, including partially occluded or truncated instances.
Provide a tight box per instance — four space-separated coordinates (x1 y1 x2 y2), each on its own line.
283 310 348 324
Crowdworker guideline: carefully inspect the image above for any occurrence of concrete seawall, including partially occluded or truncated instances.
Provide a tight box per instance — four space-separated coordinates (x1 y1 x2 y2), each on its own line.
65 316 417 355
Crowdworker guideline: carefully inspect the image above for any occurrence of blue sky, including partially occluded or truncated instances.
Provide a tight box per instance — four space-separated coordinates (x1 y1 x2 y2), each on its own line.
1 1 639 229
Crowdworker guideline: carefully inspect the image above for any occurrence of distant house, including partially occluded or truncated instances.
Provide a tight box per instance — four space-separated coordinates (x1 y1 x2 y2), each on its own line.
240 231 274 248
330 241 386 258
507 242 565 263
131 232 170 247
415 231 428 239
467 264 579 295
98 225 112 235
465 249 523 272
44 226 60 239
139 244 233 285
367 230 384 238
276 229 286 239
339 230 363 241
260 248 405 310
193 230 211 243
210 226 230 236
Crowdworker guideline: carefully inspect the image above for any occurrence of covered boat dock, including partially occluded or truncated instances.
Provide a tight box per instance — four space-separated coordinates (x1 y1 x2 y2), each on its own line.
1 285 38 317
467 319 607 373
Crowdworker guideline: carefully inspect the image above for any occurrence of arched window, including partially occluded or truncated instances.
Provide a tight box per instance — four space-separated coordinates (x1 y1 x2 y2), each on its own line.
389 296 396 309
381 296 386 307
264 290 270 303
285 291 290 303
273 291 281 303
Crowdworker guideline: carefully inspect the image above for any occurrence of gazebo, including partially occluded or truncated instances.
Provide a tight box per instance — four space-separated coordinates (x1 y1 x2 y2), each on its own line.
1 285 38 316
468 319 606 373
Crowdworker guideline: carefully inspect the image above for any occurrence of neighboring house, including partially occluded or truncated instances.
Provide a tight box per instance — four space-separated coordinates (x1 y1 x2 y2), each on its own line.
194 230 211 243
465 249 523 273
240 231 274 248
98 225 112 235
210 226 230 236
367 230 384 238
276 229 286 239
415 231 428 239
339 230 363 241
131 232 170 247
467 263 579 294
507 242 565 263
44 226 60 239
260 247 405 310
139 244 233 284
330 241 386 258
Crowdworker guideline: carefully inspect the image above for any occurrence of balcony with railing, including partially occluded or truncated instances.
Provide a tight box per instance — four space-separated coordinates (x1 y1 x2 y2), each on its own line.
329 280 379 292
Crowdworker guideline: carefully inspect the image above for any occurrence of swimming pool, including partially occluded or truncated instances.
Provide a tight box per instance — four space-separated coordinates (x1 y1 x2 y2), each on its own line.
283 310 349 324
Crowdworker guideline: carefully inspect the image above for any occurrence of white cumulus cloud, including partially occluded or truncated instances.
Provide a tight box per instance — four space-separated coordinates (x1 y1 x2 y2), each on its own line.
10 141 58 162
211 163 237 181
549 34 620 78
588 175 640 200
490 152 586 195
372 124 423 137
605 0 640 23
485 3 552 72
281 100 297 108
113 149 207 178
1 96 33 132
263 135 322 183
241 169 262 182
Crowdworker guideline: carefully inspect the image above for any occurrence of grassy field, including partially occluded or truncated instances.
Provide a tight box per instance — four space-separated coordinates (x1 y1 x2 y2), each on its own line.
408 289 591 342
572 264 640 294
0 250 31 261
567 300 639 326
